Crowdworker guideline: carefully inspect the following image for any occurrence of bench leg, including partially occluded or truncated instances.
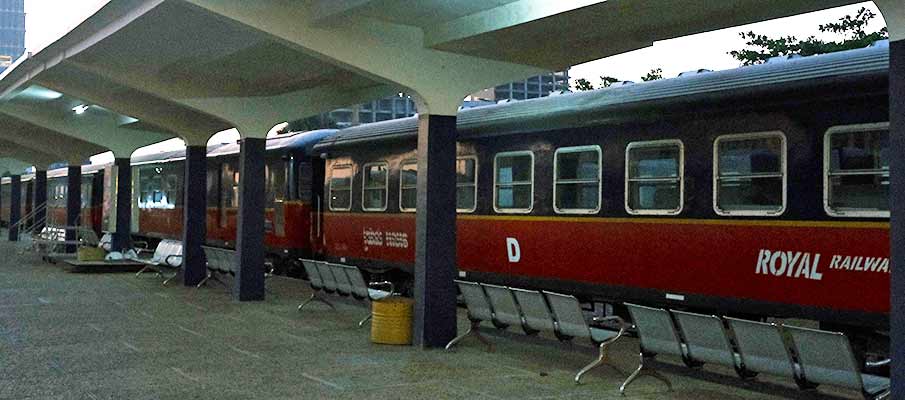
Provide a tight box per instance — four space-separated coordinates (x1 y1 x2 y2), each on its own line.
297 292 334 312
196 272 212 288
162 271 180 286
358 313 372 328
135 265 153 277
619 352 672 395
575 342 626 384
445 320 493 352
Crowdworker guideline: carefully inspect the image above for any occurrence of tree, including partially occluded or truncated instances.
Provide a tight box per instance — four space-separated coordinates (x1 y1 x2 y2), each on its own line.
641 68 663 82
729 7 888 66
600 76 619 88
282 115 338 133
573 78 595 91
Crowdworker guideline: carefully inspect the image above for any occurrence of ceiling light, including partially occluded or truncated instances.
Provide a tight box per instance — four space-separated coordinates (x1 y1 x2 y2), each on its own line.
72 104 89 115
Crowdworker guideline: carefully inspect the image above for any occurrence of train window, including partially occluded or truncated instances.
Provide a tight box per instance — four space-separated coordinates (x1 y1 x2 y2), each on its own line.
713 132 786 216
457 157 478 213
554 146 601 214
494 151 534 213
362 162 389 211
625 140 683 215
824 122 889 218
399 160 417 212
328 164 353 211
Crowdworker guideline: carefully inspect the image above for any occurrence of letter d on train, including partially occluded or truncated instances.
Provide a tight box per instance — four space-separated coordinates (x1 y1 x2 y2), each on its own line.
507 238 521 263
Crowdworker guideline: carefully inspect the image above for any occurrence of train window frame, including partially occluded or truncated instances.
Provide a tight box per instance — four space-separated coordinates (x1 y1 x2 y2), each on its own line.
553 145 602 215
399 159 418 213
361 161 389 212
493 151 534 214
823 122 890 218
624 140 684 216
456 156 479 214
328 164 354 212
712 131 787 217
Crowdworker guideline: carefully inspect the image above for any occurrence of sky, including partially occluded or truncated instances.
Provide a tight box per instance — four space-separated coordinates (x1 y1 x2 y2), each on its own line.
21 1 888 161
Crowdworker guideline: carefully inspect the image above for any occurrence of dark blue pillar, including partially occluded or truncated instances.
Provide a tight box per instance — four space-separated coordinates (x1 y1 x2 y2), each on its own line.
234 137 266 301
33 170 47 233
24 180 33 231
65 166 81 253
890 38 905 397
7 175 20 241
413 114 458 348
110 158 132 252
182 146 207 286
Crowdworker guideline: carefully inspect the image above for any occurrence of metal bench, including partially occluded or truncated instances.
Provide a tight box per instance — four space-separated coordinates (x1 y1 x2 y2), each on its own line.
98 233 112 252
620 303 677 394
786 325 890 399
542 290 626 384
198 245 235 288
672 310 752 377
725 317 799 384
482 283 533 333
297 260 394 326
132 239 183 284
298 259 335 310
445 280 495 351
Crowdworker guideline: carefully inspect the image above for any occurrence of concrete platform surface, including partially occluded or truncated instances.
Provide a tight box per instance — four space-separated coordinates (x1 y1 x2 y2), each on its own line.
0 237 861 399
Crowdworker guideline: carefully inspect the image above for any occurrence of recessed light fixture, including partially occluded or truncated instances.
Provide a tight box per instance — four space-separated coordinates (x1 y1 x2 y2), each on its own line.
72 104 89 115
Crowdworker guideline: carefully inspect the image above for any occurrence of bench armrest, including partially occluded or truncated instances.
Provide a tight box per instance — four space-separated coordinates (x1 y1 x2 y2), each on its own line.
591 315 627 345
866 358 890 368
367 281 395 300
166 254 183 267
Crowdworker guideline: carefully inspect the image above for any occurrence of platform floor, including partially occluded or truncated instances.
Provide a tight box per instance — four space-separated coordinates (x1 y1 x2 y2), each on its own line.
0 236 859 399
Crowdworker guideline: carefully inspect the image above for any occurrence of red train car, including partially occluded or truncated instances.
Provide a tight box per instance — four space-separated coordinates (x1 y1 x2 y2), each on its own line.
129 130 332 274
312 44 891 354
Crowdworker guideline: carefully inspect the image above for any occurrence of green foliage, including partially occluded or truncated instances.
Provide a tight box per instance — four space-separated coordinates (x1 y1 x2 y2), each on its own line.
600 76 619 88
573 78 595 91
284 115 338 133
730 7 888 66
641 68 663 82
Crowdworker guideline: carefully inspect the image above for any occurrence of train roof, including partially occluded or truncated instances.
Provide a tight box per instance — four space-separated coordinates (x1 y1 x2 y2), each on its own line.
130 129 338 166
1 163 106 184
314 43 889 150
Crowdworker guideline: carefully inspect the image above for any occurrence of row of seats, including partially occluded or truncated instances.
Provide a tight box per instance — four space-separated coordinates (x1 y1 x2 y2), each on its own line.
449 280 627 384
198 245 237 288
299 259 394 327
133 239 184 285
624 303 890 399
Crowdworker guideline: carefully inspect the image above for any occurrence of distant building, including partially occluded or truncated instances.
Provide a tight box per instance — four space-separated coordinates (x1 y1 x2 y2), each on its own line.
326 70 570 128
0 0 25 73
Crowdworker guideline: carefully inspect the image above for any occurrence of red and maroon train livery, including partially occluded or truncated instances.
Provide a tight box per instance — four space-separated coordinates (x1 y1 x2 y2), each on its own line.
312 43 892 352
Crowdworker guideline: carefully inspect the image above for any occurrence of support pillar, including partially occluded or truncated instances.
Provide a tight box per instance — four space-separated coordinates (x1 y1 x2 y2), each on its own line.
33 171 47 233
413 114 458 348
890 38 905 397
111 158 133 252
182 146 207 286
65 166 81 253
7 175 20 241
234 137 266 301
24 180 33 231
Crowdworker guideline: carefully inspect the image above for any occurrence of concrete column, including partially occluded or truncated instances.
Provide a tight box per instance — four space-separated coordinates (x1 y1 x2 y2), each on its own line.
34 170 46 233
111 158 132 252
890 38 905 397
7 175 20 241
413 114 458 348
182 146 207 286
234 137 266 301
65 166 81 253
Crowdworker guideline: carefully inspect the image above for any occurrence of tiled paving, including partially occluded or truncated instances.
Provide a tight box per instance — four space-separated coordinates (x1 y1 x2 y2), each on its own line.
0 234 859 399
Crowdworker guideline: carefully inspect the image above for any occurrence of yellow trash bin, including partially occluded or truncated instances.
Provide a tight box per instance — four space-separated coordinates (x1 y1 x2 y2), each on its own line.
370 297 413 345
77 246 106 262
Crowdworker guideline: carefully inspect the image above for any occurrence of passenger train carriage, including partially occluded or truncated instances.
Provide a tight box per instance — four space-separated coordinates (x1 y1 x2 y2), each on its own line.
0 44 892 356
313 43 892 351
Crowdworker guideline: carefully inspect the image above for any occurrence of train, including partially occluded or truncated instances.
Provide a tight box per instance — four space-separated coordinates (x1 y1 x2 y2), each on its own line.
0 43 892 358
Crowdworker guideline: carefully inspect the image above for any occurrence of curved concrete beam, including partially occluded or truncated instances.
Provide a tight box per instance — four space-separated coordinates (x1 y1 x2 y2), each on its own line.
0 114 106 162
0 157 33 175
0 141 61 169
876 0 905 41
